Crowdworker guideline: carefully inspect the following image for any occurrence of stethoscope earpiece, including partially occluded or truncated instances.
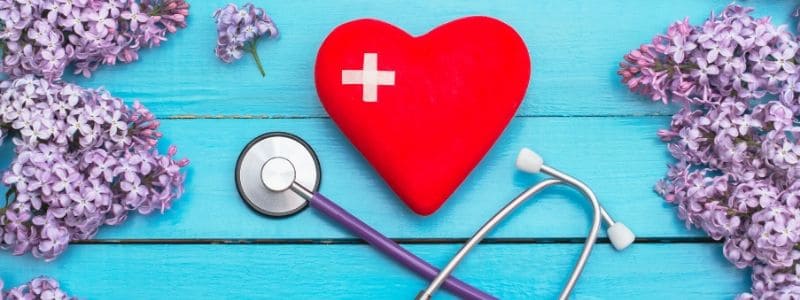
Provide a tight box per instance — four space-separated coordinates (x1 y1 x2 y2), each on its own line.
515 147 544 174
608 222 636 250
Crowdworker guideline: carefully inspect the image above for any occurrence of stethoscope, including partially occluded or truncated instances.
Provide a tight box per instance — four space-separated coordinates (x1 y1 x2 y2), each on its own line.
235 132 635 299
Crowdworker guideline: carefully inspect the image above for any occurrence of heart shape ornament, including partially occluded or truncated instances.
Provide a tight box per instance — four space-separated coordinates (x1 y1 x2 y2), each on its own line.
315 16 531 215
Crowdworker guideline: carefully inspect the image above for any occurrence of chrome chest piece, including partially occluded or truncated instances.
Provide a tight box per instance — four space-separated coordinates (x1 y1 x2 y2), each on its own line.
235 132 321 216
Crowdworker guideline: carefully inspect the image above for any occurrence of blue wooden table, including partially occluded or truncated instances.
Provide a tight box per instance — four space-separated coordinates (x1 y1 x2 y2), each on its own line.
3 0 795 298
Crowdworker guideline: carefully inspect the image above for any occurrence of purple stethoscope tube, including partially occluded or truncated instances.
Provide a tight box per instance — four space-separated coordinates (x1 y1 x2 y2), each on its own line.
290 182 495 300
234 131 493 299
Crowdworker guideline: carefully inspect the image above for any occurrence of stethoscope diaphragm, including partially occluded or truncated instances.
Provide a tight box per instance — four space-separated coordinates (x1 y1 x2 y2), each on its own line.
235 132 321 217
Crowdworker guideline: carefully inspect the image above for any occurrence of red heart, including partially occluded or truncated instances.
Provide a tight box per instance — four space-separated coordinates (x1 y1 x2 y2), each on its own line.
315 17 531 215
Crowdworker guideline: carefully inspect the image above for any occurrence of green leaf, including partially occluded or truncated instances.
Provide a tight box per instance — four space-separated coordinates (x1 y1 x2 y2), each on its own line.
5 185 16 208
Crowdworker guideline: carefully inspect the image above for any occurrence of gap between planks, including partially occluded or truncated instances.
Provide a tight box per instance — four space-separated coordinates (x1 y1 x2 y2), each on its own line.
72 236 717 245
166 113 675 120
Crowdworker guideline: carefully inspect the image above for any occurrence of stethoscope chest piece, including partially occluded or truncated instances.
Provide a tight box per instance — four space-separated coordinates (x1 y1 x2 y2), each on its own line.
235 132 321 217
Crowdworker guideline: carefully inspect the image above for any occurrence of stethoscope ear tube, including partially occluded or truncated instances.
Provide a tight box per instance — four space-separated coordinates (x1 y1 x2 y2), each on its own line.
418 149 635 300
291 183 496 300
417 178 583 300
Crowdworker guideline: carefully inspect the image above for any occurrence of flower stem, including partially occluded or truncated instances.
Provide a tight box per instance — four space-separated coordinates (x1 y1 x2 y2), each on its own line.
247 41 266 78
4 185 15 208
147 2 166 16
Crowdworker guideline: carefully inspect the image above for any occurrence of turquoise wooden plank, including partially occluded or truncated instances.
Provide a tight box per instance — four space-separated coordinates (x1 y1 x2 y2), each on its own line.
0 243 746 299
37 116 702 240
55 0 797 117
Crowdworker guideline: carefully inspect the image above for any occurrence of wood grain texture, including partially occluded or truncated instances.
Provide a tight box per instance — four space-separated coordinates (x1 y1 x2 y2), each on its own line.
6 0 793 298
47 116 701 240
57 0 798 118
0 244 746 299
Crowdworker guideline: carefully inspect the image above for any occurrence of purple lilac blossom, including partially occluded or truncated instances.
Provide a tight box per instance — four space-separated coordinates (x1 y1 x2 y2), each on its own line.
620 5 800 298
0 276 74 299
0 75 188 261
213 3 278 77
0 0 190 81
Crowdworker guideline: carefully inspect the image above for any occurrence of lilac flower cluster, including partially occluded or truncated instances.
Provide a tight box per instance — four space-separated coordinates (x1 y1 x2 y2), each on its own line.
0 75 188 261
619 5 800 298
213 3 278 77
0 277 73 299
0 0 190 81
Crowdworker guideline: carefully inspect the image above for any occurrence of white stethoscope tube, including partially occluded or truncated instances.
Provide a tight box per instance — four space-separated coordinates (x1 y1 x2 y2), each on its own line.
417 148 635 300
